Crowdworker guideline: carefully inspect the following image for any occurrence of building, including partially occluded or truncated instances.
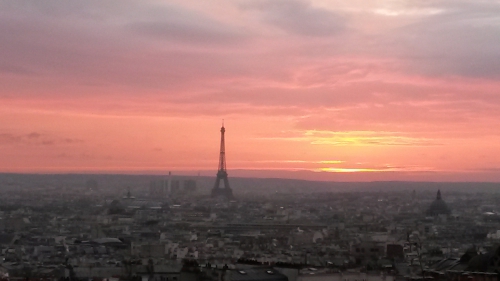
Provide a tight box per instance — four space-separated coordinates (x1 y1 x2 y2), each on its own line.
426 190 451 216
184 179 197 193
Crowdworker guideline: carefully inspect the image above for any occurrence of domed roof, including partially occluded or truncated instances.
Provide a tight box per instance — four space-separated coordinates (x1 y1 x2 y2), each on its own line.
426 190 451 216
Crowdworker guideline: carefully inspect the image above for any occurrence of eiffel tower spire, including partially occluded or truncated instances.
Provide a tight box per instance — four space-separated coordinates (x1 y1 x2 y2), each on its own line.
211 122 233 199
218 121 227 172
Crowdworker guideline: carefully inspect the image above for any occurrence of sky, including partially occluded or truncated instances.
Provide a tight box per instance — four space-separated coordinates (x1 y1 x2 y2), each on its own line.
1 0 500 181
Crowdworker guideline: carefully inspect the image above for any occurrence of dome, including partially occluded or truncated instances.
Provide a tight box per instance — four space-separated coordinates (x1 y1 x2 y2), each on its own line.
426 190 451 216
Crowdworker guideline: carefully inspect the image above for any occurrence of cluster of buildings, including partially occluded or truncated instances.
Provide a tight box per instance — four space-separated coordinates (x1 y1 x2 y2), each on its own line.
1 177 500 281
149 173 197 200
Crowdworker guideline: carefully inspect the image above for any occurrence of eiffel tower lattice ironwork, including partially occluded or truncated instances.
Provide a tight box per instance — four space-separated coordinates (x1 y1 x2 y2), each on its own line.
211 122 234 199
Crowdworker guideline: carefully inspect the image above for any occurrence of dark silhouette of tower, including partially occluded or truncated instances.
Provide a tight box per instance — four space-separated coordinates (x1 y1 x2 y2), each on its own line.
211 123 234 199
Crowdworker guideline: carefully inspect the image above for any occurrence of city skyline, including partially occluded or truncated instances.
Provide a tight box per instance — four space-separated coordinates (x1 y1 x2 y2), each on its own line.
1 1 500 181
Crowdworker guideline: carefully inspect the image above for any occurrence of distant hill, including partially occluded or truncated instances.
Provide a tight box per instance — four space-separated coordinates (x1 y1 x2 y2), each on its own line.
0 173 499 196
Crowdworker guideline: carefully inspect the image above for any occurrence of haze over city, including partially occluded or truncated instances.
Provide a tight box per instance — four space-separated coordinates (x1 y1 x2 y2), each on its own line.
1 0 500 181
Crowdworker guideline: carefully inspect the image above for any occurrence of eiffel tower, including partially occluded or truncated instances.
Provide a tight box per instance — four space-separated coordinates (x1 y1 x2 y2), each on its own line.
211 122 234 199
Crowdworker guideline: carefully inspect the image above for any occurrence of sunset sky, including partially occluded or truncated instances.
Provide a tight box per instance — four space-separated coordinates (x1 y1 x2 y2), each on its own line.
2 0 500 181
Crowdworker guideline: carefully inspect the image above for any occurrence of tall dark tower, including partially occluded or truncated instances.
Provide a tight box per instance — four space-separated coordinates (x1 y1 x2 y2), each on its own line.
211 123 234 199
